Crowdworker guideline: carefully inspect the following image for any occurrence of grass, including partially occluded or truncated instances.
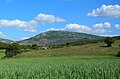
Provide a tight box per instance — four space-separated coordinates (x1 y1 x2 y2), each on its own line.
0 50 5 58
0 56 120 79
16 41 120 58
0 40 119 78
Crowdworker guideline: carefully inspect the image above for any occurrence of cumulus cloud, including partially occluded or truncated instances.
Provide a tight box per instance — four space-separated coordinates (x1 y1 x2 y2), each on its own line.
46 22 111 34
34 13 65 24
93 22 110 29
115 24 120 29
88 5 120 18
0 13 65 32
46 24 91 33
64 24 91 32
46 28 64 31
92 22 111 34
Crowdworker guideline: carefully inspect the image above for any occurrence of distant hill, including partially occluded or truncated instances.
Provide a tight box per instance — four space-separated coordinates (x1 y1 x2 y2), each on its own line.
0 38 14 44
18 31 104 46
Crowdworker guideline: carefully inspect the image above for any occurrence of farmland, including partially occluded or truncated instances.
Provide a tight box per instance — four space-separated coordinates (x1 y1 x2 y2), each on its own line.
0 40 120 79
0 50 5 58
0 56 120 79
0 0 120 78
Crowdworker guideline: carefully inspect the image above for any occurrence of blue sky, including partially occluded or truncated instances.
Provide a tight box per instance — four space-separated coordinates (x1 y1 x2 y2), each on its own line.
0 0 120 41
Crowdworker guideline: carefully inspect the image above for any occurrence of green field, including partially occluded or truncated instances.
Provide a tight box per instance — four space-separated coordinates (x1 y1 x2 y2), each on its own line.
0 41 120 79
16 40 120 58
0 56 120 79
0 50 5 58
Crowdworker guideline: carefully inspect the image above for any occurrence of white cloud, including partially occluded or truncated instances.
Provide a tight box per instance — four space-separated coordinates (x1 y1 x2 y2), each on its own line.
0 19 26 28
34 13 65 24
0 32 7 38
93 22 110 29
0 13 65 32
64 24 91 32
115 24 120 29
88 5 120 18
92 22 111 34
46 22 111 34
46 28 64 31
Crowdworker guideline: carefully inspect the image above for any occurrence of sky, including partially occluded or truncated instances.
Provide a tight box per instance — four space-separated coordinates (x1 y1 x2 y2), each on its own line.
0 0 120 41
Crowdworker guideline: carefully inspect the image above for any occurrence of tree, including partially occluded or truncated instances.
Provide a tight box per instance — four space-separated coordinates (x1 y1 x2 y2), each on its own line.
0 42 8 49
117 52 120 57
104 37 114 47
31 44 38 49
5 43 21 57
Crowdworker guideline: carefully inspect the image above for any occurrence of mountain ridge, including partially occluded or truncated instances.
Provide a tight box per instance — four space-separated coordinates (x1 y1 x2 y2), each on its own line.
18 31 104 46
0 38 14 44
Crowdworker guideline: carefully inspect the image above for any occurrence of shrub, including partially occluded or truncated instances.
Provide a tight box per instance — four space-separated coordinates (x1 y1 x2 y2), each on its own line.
31 44 38 49
117 52 120 57
0 42 8 49
5 43 21 57
104 37 114 47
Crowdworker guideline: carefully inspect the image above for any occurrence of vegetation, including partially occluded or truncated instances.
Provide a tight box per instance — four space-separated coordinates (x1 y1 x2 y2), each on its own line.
5 43 21 58
0 56 119 79
117 52 120 57
104 37 114 47
0 42 8 49
15 40 120 58
18 31 104 46
0 34 119 78
31 44 38 50
0 50 5 58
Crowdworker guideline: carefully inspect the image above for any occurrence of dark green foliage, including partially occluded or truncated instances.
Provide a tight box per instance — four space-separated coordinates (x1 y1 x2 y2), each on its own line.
0 42 8 49
104 37 114 47
117 52 120 57
48 39 104 49
49 44 64 49
112 36 120 40
31 44 38 49
5 43 21 57
66 39 104 46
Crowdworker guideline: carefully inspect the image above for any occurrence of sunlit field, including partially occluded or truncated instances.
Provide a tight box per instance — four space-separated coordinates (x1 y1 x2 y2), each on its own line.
0 56 119 79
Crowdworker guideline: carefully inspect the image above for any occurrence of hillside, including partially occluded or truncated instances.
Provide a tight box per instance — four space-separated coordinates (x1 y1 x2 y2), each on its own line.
16 39 120 58
0 38 14 44
18 31 104 46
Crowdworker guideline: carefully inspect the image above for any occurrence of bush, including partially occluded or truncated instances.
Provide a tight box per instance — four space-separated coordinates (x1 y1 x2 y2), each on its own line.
0 42 8 49
117 52 120 57
5 43 21 58
104 37 114 47
31 44 38 49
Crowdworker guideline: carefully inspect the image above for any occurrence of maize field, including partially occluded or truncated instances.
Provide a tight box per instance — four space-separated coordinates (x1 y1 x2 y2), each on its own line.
0 57 120 79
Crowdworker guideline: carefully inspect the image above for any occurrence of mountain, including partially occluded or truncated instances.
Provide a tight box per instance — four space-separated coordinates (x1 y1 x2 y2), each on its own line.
0 38 14 44
18 31 104 46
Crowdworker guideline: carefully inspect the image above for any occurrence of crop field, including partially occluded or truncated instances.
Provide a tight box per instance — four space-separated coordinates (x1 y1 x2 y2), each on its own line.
0 40 119 79
0 56 120 79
